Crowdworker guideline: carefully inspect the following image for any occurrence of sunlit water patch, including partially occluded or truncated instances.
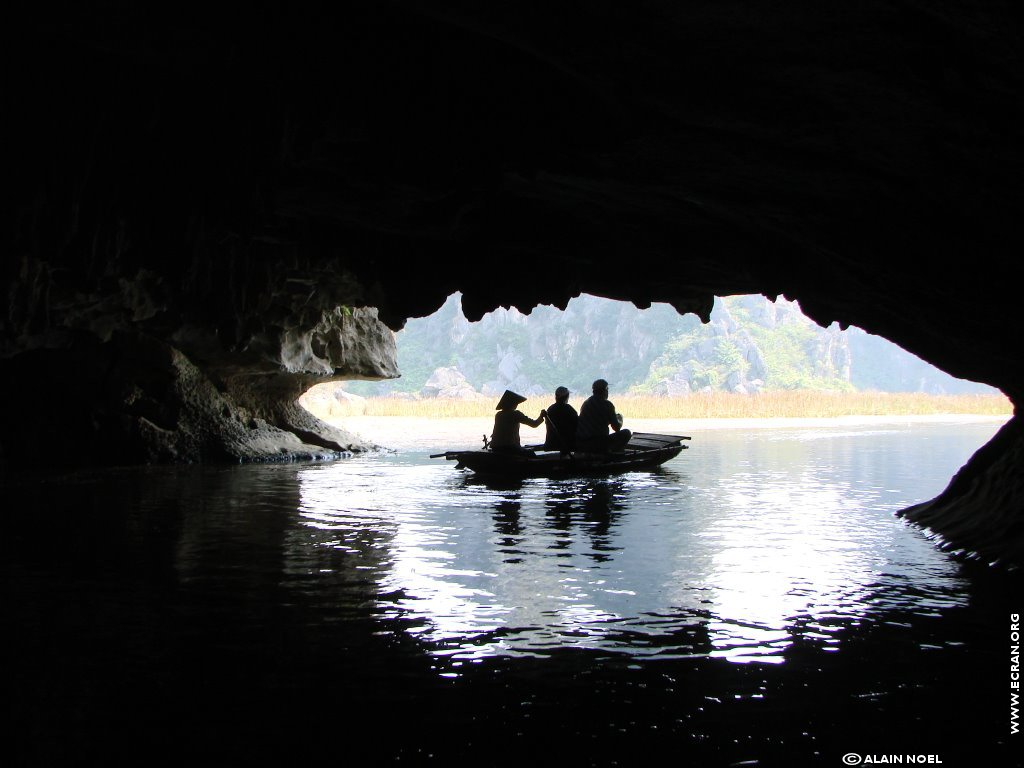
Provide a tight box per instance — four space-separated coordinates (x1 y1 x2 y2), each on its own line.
290 418 1001 667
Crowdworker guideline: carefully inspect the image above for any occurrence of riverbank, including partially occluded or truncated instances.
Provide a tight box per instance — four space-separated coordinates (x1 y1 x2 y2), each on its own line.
301 388 1012 421
327 413 1012 452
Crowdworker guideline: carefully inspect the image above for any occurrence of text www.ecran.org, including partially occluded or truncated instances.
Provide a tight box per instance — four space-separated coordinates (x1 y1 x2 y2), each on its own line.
1012 613 1020 734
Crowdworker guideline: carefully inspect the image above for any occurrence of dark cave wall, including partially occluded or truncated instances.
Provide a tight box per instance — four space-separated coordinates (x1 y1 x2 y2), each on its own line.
6 2 1024 562
13 3 1024 388
900 416 1024 568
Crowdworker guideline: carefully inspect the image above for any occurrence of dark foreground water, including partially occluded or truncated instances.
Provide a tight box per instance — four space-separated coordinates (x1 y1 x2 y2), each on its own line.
7 419 1022 767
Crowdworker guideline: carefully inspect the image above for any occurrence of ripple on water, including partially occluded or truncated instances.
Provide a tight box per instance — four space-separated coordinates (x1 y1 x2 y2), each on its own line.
281 421 1001 668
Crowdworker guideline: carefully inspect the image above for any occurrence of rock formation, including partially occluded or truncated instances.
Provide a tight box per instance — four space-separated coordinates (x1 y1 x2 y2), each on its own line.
421 367 484 400
359 293 985 399
7 3 1023 564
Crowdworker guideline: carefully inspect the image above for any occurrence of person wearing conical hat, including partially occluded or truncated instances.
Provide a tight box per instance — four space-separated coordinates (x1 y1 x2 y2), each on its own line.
490 390 545 452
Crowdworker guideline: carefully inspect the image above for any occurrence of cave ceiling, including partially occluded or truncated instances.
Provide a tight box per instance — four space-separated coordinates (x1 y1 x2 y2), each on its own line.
10 1 1024 397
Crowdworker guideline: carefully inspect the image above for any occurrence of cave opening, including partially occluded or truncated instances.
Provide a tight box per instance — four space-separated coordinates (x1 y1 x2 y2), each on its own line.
270 281 1005 665
298 290 1009 450
286 290 1021 572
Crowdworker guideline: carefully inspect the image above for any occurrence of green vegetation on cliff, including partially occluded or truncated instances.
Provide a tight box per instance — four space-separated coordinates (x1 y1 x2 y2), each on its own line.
345 293 997 398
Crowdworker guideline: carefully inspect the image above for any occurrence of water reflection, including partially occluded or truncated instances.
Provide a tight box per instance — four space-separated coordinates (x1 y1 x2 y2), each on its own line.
293 423 984 668
700 476 885 663
8 419 1014 766
542 478 626 563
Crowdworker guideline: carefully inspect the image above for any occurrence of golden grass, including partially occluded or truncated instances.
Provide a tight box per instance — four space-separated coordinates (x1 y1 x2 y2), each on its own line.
302 390 1013 420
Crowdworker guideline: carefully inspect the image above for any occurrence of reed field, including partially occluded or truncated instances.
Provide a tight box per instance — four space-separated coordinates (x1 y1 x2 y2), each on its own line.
301 389 1013 421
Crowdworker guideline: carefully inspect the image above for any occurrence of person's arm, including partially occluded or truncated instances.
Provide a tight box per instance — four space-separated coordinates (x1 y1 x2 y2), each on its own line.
518 409 546 428
606 401 622 432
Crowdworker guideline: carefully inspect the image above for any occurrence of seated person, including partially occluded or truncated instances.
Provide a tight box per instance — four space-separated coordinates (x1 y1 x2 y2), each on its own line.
490 389 545 453
575 378 632 453
542 386 578 452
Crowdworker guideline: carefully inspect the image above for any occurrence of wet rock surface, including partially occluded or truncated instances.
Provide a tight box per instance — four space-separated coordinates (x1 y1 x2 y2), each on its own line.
900 415 1024 567
0 328 389 468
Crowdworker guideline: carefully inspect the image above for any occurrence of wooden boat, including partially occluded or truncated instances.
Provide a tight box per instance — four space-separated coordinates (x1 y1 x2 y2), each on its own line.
431 432 689 479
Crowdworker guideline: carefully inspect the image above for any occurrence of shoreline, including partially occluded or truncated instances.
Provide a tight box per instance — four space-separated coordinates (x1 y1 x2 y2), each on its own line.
626 413 1012 430
331 412 1011 429
304 389 1011 419
327 413 1012 451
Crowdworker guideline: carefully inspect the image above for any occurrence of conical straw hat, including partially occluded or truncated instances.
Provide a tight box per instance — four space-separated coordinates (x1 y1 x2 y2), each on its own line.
495 389 527 410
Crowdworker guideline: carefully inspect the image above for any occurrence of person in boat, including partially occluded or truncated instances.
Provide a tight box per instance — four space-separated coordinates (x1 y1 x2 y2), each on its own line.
575 378 632 453
542 385 578 453
490 389 546 453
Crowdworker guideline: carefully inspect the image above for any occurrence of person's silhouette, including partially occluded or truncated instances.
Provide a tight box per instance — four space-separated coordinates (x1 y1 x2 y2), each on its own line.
575 379 631 453
490 389 545 453
542 386 578 453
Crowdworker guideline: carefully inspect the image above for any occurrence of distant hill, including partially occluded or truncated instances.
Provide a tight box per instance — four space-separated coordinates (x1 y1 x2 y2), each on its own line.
344 293 998 398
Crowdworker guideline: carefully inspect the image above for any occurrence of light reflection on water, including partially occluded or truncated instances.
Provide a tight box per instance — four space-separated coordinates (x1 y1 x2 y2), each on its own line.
294 418 1002 667
8 415 1017 766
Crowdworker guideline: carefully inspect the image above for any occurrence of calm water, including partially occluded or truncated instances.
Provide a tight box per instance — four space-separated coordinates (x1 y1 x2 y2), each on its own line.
8 417 1020 766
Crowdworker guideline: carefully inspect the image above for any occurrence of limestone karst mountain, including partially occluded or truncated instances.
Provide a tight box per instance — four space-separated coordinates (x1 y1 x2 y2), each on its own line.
345 294 996 399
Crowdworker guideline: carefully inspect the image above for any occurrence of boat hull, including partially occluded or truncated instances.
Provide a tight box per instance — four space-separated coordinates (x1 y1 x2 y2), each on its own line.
436 433 689 479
